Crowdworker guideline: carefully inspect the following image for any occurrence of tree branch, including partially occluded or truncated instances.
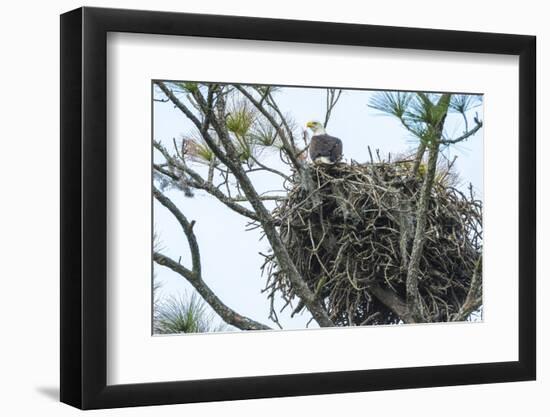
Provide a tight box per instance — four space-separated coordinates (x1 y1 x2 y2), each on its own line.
154 252 271 331
154 141 260 221
153 186 201 275
153 187 271 330
153 163 180 182
264 92 298 149
248 153 291 181
440 117 483 145
231 195 286 202
323 88 343 128
412 142 427 175
369 285 415 324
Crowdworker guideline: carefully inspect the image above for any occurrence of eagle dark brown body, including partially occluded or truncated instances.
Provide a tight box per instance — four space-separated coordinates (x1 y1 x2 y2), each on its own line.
309 134 343 164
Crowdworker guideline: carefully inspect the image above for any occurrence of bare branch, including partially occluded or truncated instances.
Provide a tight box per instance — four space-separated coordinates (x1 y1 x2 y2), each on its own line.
231 195 286 202
154 252 271 331
153 186 201 275
323 88 343 128
153 187 271 330
441 116 483 145
154 141 260 221
248 153 291 181
153 163 180 182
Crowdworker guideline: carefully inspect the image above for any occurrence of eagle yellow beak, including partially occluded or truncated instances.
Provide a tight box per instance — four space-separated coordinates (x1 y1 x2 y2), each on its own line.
306 121 315 128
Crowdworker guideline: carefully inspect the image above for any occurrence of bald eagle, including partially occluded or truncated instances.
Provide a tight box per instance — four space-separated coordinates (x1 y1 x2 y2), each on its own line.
306 121 343 164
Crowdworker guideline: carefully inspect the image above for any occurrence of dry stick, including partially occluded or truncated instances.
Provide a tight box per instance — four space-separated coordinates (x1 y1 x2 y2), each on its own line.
441 119 483 145
155 81 334 327
367 146 374 164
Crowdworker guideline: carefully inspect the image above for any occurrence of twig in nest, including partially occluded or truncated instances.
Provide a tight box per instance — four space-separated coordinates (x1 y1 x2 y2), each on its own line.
262 161 482 326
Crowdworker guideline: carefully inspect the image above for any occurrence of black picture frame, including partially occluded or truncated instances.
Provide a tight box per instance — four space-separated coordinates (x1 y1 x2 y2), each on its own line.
60 6 536 410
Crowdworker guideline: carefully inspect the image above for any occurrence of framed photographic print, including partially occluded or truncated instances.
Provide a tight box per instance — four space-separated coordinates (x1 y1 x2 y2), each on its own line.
60 6 536 410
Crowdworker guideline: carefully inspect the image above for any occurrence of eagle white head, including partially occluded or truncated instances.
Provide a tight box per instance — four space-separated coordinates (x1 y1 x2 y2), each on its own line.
306 120 327 135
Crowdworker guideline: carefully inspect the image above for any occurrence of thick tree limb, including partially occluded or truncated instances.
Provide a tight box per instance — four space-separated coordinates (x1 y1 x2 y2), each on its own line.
405 93 451 322
405 150 440 320
369 285 415 324
412 142 427 175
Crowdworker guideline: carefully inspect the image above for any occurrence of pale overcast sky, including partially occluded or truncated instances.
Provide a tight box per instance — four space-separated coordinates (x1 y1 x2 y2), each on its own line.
153 84 484 332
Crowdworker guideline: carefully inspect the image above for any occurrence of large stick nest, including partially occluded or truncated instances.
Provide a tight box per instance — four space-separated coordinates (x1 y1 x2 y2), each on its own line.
263 160 482 326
